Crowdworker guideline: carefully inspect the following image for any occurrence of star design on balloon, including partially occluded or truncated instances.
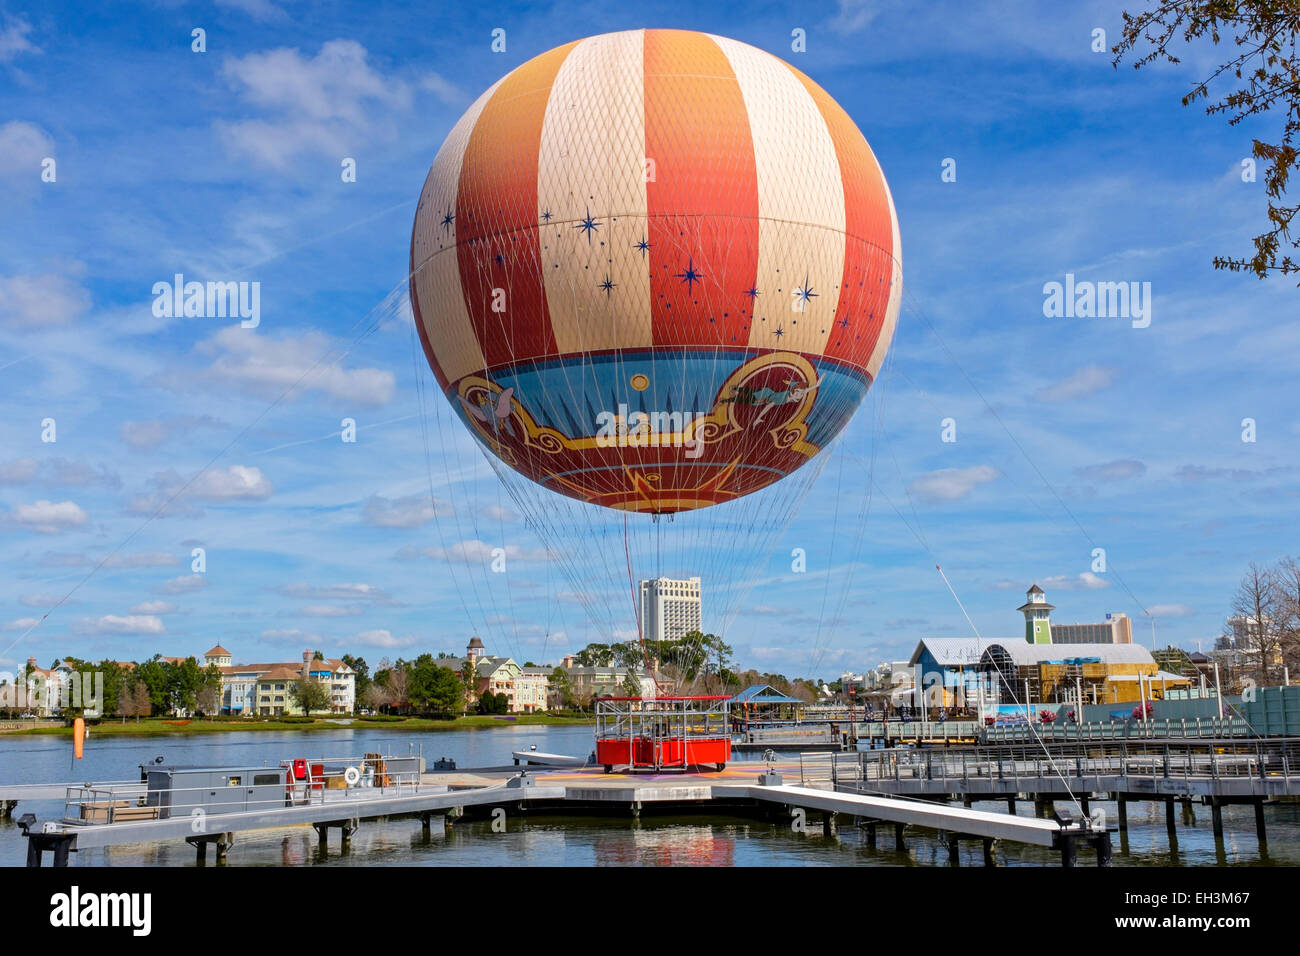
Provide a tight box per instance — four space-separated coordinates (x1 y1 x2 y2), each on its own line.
540 210 553 222
773 325 785 338
793 274 817 307
574 207 602 243
675 258 703 290
441 207 455 234
745 286 759 299
634 236 651 256
599 274 617 295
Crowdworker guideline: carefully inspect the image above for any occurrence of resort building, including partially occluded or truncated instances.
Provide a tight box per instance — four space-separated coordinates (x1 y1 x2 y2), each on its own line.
206 646 356 716
439 638 551 713
905 585 1192 712
1017 584 1132 644
8 658 76 716
559 655 667 701
638 576 702 643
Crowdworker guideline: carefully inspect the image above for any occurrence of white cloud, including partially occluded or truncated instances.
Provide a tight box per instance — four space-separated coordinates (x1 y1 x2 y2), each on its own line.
194 326 395 407
412 540 549 563
158 574 208 595
0 457 118 488
261 627 320 642
0 120 52 179
127 465 272 516
481 505 517 522
187 465 273 500
215 0 288 20
217 40 412 169
78 614 166 636
278 582 392 602
0 269 90 329
9 499 88 534
362 493 443 528
4 617 38 632
0 17 38 62
1033 364 1118 402
1075 459 1147 481
908 466 999 503
120 416 223 451
352 629 419 649
1146 603 1194 619
103 551 183 569
301 604 363 617
1041 571 1110 591
0 458 38 483
419 72 464 106
827 0 893 33
130 601 178 615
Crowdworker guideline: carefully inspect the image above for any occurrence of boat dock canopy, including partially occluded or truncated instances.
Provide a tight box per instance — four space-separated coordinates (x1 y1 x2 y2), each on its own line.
729 684 803 705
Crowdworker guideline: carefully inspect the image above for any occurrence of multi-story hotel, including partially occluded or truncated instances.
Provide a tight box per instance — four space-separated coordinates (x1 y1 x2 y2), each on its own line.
638 576 702 643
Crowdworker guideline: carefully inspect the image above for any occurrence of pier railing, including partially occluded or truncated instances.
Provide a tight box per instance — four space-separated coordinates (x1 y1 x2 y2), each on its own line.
798 739 1300 793
62 752 425 826
981 716 1251 744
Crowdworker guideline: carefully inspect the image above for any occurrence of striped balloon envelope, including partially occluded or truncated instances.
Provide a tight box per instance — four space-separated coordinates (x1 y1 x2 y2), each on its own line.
410 28 901 514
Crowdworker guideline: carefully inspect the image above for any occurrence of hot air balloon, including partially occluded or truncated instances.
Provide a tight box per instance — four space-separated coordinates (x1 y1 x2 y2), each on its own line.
409 28 900 516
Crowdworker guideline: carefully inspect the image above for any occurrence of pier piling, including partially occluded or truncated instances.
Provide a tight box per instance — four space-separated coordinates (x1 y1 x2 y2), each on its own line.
1254 800 1267 847
983 837 996 867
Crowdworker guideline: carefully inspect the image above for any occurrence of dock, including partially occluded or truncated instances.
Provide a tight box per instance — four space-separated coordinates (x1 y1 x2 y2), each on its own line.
3 756 1111 868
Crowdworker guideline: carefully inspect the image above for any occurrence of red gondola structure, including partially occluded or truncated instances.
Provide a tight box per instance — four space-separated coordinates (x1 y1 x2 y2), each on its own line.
594 696 732 773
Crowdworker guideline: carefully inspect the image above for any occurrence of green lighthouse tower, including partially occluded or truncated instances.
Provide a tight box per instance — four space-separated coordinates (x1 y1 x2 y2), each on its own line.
1017 584 1054 644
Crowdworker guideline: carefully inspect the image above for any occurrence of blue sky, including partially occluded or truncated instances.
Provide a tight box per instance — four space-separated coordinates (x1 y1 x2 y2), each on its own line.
1 0 1296 680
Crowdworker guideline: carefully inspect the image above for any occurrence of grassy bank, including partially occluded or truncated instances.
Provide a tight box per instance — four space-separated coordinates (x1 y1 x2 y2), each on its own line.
4 714 593 738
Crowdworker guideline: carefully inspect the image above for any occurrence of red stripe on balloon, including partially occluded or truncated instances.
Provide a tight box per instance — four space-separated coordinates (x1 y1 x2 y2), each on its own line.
643 30 759 349
455 41 579 371
786 63 895 372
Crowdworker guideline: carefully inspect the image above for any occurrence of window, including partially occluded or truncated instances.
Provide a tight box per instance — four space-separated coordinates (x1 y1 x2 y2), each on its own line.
227 776 242 786
253 773 280 786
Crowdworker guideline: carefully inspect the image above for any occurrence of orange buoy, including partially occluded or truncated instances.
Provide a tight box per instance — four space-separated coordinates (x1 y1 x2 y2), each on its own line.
73 717 85 759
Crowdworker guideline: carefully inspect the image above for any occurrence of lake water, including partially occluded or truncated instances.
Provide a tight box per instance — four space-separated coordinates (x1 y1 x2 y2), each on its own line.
2 725 1296 867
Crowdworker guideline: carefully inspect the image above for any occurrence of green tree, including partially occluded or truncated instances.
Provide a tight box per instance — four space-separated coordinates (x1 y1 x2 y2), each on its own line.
136 656 169 714
408 654 461 714
166 657 204 715
459 659 478 711
342 654 371 704
288 678 330 716
1114 1 1300 282
549 667 575 710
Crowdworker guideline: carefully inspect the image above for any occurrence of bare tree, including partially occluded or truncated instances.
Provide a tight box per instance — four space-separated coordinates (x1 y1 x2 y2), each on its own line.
1114 2 1300 283
1274 556 1300 678
195 684 221 717
1230 561 1282 686
384 666 410 714
362 683 393 713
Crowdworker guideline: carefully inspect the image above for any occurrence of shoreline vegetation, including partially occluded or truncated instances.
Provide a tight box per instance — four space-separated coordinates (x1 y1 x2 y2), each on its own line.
0 713 594 738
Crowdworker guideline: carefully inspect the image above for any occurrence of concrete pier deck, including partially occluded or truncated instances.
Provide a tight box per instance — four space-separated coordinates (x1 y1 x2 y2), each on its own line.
9 758 1110 867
